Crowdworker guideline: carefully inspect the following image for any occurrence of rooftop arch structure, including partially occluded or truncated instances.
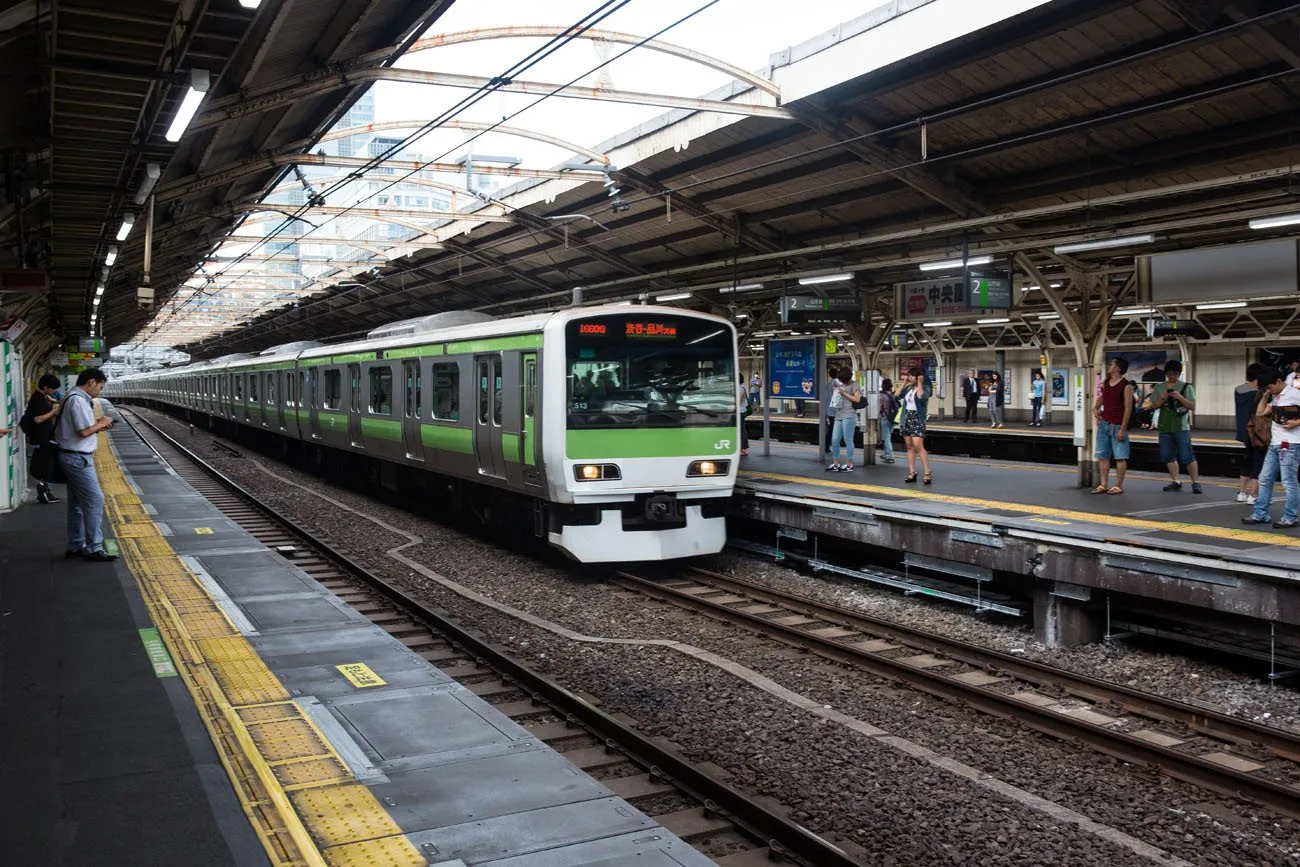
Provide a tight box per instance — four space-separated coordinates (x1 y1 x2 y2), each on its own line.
312 120 613 167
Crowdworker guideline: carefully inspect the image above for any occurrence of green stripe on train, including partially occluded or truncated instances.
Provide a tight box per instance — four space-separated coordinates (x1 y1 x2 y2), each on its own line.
421 424 473 454
565 426 738 459
445 333 542 354
501 432 520 464
384 344 445 359
360 417 402 441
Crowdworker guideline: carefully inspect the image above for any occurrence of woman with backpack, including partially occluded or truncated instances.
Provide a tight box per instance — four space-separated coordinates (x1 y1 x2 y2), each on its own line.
878 377 897 464
21 374 63 504
899 366 933 484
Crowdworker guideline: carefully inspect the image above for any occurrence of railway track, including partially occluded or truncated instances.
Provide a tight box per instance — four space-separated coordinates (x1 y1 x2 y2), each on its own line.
613 566 1300 820
119 408 864 867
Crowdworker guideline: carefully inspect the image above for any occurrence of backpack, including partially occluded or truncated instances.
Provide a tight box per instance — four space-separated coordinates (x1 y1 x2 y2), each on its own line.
885 391 901 421
18 408 37 438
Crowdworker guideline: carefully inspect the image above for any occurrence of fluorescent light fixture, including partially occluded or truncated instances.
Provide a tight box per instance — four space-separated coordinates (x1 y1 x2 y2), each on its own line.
94 284 105 298
922 320 953 327
238 0 263 7
734 312 749 319
1249 213 1300 230
1053 234 1155 254
1194 300 1247 310
753 331 782 337
1038 313 1061 320
1050 282 1063 289
919 255 992 272
798 273 853 286
165 69 211 143
977 317 1010 324
1115 306 1154 316
1022 285 1039 292
720 282 764 293
116 214 135 241
133 163 161 205
655 291 692 302
105 247 118 266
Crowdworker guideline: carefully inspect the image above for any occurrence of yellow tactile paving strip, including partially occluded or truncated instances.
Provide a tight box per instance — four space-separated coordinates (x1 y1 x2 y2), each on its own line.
740 470 1300 549
96 424 424 867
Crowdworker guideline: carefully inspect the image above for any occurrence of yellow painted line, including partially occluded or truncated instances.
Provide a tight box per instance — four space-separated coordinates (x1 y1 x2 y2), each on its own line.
97 424 425 867
336 663 387 688
739 469 1300 548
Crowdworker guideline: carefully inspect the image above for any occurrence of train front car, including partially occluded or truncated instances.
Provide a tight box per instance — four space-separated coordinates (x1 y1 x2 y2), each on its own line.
544 308 739 562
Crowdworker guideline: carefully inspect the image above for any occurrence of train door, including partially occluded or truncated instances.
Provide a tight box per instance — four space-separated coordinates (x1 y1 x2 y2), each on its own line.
277 370 289 431
304 369 320 438
348 363 363 448
474 355 504 478
402 359 424 461
521 352 541 486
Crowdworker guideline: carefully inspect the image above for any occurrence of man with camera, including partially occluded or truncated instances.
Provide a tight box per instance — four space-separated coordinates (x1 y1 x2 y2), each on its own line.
1243 367 1300 529
1143 359 1201 494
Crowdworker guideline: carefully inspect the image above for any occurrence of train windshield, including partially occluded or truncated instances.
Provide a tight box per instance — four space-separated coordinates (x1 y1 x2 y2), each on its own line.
566 315 736 429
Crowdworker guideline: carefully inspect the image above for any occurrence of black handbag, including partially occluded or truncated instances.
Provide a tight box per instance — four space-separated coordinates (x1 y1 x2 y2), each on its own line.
29 442 67 485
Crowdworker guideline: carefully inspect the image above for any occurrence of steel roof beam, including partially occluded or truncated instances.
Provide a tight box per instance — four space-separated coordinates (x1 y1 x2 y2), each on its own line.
301 119 612 166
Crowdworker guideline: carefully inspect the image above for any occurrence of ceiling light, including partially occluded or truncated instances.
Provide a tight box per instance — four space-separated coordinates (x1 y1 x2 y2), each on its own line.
1194 300 1247 310
95 284 105 298
1053 234 1155 254
1038 313 1061 320
798 273 853 285
1050 282 1062 289
977 317 1010 324
1115 306 1154 316
1022 285 1040 292
238 0 263 7
734 312 749 319
133 163 161 205
116 214 135 241
655 291 692 302
720 282 764 293
105 247 118 266
165 69 211 143
1249 213 1300 230
919 255 992 272
922 320 953 327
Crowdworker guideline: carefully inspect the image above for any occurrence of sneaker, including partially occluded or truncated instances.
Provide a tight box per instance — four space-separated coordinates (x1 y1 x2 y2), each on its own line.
1235 492 1248 503
83 550 118 562
841 464 853 472
1162 482 1182 492
1275 519 1299 529
1241 516 1270 525
1191 482 1203 495
826 463 841 472
65 548 89 559
1247 495 1257 505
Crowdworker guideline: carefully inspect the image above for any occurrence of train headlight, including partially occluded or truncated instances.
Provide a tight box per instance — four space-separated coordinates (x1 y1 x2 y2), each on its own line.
687 460 730 477
574 463 621 481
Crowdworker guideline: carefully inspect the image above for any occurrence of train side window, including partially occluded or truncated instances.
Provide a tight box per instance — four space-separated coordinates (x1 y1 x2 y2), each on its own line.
248 373 259 403
234 375 243 401
524 357 536 418
369 366 392 415
477 360 489 424
492 357 503 426
403 362 421 418
266 373 276 405
349 364 361 412
324 370 341 410
431 362 459 421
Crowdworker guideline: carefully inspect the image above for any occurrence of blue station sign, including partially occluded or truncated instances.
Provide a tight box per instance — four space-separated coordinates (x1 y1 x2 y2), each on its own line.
767 337 819 401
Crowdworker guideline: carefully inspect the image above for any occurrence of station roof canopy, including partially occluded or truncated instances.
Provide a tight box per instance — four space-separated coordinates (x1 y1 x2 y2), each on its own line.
7 0 1300 361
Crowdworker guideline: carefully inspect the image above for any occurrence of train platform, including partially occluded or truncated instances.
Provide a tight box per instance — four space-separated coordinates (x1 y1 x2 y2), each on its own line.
1 408 709 866
732 441 1300 649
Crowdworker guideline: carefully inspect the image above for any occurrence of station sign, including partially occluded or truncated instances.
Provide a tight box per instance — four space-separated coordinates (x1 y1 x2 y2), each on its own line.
48 351 69 367
779 295 862 325
1145 317 1207 339
766 337 819 401
898 274 1011 320
79 337 105 353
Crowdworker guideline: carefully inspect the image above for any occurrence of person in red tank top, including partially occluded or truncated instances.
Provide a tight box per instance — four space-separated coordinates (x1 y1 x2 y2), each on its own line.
1091 357 1135 494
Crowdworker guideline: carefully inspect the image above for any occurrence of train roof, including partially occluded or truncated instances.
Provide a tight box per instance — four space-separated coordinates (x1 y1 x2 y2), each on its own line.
120 305 733 381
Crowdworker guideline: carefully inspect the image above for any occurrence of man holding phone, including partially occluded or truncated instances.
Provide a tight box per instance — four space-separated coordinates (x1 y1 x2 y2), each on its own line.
55 368 117 561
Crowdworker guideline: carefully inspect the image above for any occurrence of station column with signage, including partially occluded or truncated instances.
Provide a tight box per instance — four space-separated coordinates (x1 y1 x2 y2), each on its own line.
764 337 826 459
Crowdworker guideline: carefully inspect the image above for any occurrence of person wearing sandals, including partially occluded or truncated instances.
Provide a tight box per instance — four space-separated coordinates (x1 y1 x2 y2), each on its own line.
1242 367 1300 529
988 372 1005 429
900 367 933 485
826 367 862 472
1091 356 1134 496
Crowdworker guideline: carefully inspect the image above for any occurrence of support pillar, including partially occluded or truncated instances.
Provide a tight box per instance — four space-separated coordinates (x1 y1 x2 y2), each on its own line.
1033 582 1104 648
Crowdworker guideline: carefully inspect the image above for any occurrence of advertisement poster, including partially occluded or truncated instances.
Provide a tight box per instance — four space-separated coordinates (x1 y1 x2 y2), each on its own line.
1051 368 1069 406
977 369 999 397
767 338 818 401
898 355 938 386
1111 350 1171 384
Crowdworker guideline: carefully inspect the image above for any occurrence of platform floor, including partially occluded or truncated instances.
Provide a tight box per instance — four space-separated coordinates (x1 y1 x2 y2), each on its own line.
738 441 1300 570
2 409 709 866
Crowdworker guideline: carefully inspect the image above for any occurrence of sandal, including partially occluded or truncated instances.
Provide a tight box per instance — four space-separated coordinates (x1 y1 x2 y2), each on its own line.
1106 486 1123 495
1090 484 1109 494
923 473 932 485
904 473 918 483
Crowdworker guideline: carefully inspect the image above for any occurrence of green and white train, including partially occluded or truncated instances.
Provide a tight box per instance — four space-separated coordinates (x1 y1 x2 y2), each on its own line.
109 306 740 562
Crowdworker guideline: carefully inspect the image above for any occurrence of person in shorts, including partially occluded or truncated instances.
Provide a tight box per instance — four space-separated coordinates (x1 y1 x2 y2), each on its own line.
1242 367 1300 529
1092 357 1134 494
1144 359 1201 494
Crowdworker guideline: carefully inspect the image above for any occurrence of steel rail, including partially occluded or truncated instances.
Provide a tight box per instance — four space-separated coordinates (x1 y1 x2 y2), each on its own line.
117 408 864 867
612 568 1300 820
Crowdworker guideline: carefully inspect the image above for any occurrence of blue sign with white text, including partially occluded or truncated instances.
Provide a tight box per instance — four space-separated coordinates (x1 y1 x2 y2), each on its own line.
767 338 818 401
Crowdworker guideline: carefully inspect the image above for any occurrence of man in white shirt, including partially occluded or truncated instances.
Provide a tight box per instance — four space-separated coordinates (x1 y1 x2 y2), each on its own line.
1242 367 1300 530
55 368 117 561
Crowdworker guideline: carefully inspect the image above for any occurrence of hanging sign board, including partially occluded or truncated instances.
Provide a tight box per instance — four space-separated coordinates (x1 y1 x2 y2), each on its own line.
899 274 1012 319
767 337 819 401
968 276 1011 309
48 351 69 367
3 318 27 343
78 337 105 353
780 295 862 324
